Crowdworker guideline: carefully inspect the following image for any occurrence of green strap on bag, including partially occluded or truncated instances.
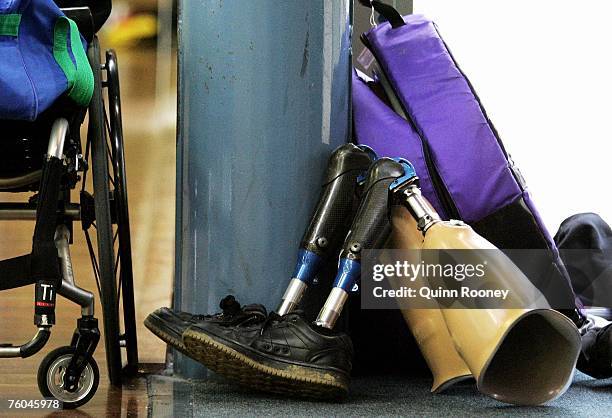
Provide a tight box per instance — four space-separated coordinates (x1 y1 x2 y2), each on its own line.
0 14 21 36
52 17 94 106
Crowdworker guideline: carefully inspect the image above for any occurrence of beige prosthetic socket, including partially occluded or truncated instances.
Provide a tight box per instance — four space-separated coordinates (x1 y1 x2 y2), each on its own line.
420 220 581 405
387 207 472 393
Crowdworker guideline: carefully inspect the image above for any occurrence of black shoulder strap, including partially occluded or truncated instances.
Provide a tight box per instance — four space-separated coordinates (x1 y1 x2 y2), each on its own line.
358 1 406 29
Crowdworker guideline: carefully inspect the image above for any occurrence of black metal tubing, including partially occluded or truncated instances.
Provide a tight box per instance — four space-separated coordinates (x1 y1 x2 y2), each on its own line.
58 280 95 317
20 328 51 358
0 171 42 191
0 202 80 221
0 328 50 359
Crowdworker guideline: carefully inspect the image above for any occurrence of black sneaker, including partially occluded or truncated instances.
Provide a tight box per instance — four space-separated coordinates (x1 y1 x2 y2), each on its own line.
144 295 267 357
182 312 353 400
578 316 612 379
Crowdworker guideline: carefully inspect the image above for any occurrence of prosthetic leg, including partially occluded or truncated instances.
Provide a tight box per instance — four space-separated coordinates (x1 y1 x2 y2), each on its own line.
147 143 374 361
315 157 405 328
389 165 581 405
387 206 472 393
278 143 375 315
182 156 406 400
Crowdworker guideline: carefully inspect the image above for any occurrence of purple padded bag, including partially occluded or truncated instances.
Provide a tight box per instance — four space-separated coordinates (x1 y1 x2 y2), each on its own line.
352 70 446 219
355 12 580 312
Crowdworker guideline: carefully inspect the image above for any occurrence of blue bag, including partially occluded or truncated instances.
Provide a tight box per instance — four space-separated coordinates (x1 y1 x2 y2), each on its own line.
0 0 93 121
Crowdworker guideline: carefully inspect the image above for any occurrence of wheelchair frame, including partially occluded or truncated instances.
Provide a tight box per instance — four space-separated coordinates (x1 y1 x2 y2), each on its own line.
0 17 138 405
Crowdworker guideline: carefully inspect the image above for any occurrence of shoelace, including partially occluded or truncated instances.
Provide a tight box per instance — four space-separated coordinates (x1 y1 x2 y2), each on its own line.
193 295 268 325
260 312 282 335
258 311 305 335
191 295 243 320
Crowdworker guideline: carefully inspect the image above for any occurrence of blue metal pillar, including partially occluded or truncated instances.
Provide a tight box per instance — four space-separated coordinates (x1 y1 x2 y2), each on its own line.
174 0 352 377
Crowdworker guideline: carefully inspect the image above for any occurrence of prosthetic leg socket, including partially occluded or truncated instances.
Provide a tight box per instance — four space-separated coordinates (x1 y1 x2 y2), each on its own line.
391 180 581 405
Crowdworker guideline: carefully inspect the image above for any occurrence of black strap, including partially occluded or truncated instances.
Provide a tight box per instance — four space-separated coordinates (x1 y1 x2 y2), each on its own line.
30 157 63 285
358 1 406 29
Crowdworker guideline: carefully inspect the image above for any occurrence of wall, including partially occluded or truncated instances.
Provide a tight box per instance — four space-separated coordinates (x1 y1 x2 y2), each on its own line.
174 0 351 378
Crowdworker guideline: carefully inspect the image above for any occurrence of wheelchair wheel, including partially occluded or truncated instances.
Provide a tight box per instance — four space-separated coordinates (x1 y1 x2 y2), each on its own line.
82 37 138 386
38 346 100 409
105 49 139 373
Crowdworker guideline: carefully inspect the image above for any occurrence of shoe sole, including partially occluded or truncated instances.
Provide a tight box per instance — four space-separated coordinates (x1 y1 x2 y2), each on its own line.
144 314 193 357
183 328 349 401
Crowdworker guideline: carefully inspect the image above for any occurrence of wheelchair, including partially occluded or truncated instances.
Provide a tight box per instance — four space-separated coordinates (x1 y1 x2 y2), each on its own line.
0 0 137 408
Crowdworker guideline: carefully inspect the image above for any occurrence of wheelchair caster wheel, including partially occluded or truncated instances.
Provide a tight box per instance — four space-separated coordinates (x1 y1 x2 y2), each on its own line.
37 346 99 409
